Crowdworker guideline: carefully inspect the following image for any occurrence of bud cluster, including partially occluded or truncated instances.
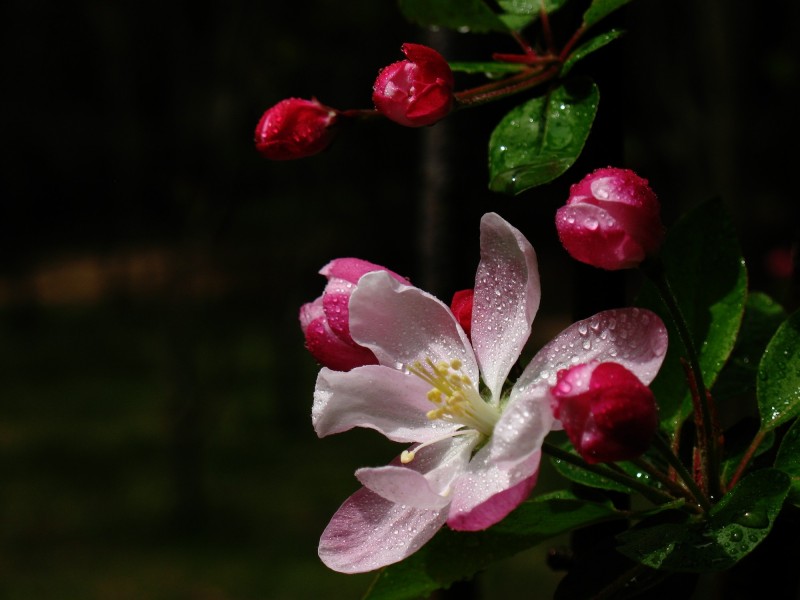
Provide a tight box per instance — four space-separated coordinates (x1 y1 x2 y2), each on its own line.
255 44 454 160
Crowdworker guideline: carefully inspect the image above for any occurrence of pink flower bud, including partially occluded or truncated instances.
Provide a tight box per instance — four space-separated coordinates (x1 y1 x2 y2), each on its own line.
254 98 338 160
550 362 658 464
372 43 455 127
450 289 474 338
300 258 408 371
555 167 664 270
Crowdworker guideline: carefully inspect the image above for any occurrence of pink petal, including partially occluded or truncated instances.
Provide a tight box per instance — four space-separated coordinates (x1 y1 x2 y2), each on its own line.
357 466 452 510
321 258 406 285
513 308 668 430
356 435 475 510
322 290 353 340
447 449 541 531
319 486 447 573
313 365 461 443
447 469 538 532
556 203 646 270
471 213 540 401
301 314 378 372
349 272 478 379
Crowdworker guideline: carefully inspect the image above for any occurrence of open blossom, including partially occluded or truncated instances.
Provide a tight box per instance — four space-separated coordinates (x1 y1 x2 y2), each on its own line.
254 98 339 160
299 258 408 372
551 361 659 464
311 213 668 573
373 43 455 127
556 167 664 270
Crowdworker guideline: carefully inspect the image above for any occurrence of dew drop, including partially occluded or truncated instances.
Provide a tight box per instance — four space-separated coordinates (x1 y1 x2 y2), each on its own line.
734 510 769 528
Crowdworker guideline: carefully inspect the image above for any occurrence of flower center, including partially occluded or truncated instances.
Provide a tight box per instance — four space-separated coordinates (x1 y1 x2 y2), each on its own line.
406 358 500 437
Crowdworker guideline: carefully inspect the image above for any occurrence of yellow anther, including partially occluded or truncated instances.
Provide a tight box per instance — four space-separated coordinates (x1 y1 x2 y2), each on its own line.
401 450 416 464
427 408 444 420
407 354 500 437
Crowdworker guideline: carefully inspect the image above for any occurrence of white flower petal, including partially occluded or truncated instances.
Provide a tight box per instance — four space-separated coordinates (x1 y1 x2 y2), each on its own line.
313 365 461 442
471 213 540 401
356 435 475 510
512 307 668 430
447 448 541 531
349 271 478 380
318 487 447 573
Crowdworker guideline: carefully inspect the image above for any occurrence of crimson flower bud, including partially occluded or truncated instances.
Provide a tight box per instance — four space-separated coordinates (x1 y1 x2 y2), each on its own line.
450 289 474 338
556 167 664 270
254 98 338 160
373 43 454 127
550 362 658 464
300 258 408 371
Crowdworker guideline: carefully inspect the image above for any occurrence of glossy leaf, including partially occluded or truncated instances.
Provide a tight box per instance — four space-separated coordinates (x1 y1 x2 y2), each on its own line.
549 441 653 494
775 417 800 507
617 469 789 572
583 0 636 28
398 0 508 33
498 13 535 31
713 292 786 402
757 309 800 431
498 0 569 16
637 199 747 431
364 492 623 600
561 29 625 76
488 80 599 194
448 61 526 75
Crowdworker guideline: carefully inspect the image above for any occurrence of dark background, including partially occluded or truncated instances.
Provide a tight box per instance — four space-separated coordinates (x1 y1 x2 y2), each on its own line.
0 1 798 598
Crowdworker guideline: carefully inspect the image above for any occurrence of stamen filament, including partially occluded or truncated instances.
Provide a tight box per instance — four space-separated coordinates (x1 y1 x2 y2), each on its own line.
406 358 500 436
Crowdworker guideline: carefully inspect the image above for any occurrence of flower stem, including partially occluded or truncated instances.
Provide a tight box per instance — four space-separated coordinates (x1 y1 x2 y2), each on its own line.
559 26 587 62
542 442 678 507
454 64 561 107
649 434 712 512
645 260 722 501
726 429 766 491
539 1 555 54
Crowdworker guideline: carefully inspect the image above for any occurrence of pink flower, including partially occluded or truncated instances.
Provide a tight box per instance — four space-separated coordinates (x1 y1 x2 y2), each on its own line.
254 98 338 160
311 213 668 572
551 361 659 464
372 43 455 127
555 167 664 270
299 258 408 372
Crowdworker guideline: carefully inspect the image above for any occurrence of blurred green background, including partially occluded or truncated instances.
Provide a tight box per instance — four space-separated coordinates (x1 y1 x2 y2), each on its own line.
1 1 798 598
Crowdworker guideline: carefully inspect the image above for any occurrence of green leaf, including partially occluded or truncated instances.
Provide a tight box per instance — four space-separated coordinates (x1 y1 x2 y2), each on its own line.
448 61 526 75
713 292 786 402
561 29 625 76
582 0 636 28
637 199 748 430
398 0 509 33
617 469 790 572
757 309 800 431
498 13 535 31
775 417 800 507
488 80 599 194
364 492 623 600
497 0 570 16
550 442 653 494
